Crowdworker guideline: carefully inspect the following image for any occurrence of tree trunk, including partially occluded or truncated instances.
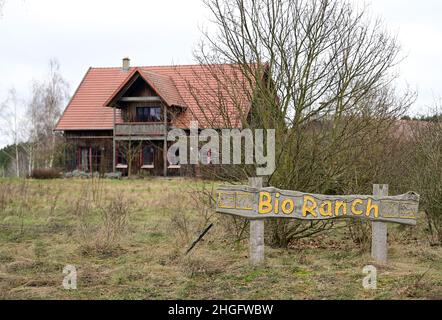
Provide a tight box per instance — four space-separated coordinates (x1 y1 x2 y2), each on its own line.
27 146 33 177
49 134 55 168
15 143 20 177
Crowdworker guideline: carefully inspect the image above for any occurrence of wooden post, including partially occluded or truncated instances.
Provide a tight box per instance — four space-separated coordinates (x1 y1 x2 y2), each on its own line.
112 104 116 172
249 177 264 266
89 147 92 174
372 184 388 264
163 104 167 177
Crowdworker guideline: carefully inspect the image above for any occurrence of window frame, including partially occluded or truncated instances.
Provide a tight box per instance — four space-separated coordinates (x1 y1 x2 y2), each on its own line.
135 106 162 122
141 145 155 169
116 146 128 168
77 147 94 172
168 147 181 169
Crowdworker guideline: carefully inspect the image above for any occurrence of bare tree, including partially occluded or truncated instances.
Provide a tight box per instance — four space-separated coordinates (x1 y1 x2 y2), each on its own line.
21 95 37 176
0 0 5 16
0 88 23 177
117 140 143 177
188 0 415 247
0 0 26 17
26 59 69 169
407 106 442 245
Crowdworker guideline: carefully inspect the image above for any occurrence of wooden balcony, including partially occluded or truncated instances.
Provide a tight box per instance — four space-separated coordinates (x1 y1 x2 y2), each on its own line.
115 122 167 140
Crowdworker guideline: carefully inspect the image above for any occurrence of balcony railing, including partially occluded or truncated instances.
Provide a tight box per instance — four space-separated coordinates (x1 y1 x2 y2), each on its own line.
115 123 167 136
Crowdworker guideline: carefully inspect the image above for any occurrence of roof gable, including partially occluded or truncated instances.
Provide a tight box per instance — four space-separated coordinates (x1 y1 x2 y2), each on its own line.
141 70 186 108
104 68 186 109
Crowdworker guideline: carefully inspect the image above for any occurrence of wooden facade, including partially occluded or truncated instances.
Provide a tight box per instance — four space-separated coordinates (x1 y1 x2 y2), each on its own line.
63 71 185 177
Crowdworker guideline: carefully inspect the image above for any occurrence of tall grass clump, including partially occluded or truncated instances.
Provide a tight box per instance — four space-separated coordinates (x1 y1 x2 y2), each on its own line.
68 177 132 257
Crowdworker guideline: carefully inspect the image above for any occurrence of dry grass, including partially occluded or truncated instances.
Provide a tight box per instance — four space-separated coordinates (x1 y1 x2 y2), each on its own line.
0 177 441 300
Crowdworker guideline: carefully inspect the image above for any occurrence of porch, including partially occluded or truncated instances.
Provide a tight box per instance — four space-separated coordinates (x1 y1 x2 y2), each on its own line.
114 140 181 177
64 138 182 177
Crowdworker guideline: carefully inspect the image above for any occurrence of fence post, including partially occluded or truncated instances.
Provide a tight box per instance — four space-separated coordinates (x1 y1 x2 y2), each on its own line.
249 177 264 266
372 184 389 264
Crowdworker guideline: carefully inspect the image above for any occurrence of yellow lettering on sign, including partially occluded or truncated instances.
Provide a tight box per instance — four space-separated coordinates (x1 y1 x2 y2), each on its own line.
319 201 333 217
282 199 294 215
366 199 379 218
259 192 273 214
302 196 318 218
351 199 364 216
335 201 347 217
275 193 281 214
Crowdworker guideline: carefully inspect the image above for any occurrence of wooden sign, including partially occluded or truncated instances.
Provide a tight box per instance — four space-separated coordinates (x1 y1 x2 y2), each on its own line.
216 186 420 226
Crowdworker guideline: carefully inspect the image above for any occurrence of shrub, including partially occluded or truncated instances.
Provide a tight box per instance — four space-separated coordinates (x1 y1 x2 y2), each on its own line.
100 197 130 245
66 170 91 178
408 117 442 245
64 172 73 178
30 168 61 179
104 172 122 180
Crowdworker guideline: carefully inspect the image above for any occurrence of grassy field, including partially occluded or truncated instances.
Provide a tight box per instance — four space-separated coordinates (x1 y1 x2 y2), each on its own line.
0 178 441 300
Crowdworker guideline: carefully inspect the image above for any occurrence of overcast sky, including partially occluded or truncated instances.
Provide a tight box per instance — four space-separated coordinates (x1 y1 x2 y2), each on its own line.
0 0 441 148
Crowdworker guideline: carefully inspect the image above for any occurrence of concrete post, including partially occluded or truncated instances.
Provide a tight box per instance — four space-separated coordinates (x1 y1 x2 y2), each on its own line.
372 184 388 264
249 177 264 266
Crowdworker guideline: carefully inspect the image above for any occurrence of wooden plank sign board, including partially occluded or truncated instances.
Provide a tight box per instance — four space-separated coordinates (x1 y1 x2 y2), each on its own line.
216 186 420 226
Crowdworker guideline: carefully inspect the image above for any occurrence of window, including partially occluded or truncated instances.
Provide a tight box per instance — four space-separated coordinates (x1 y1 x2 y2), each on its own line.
200 149 212 165
92 148 102 172
207 149 212 164
168 148 181 169
79 148 90 172
142 145 155 167
77 147 102 172
136 107 162 122
117 148 127 165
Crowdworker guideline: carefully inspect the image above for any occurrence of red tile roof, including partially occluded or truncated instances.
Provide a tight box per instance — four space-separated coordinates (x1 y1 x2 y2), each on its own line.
142 70 187 108
55 64 252 131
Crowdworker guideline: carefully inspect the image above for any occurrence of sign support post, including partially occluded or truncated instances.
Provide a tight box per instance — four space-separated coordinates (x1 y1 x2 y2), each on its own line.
372 184 389 264
249 177 265 266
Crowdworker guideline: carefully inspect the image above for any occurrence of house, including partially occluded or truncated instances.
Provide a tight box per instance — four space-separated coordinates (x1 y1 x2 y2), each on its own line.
54 58 254 176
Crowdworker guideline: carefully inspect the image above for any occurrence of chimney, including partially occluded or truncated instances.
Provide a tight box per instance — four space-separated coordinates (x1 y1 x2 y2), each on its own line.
122 57 130 71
